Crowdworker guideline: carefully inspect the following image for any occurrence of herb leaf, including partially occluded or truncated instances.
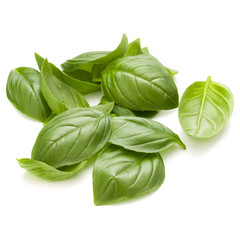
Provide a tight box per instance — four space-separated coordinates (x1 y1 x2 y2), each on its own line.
178 76 234 138
31 107 112 168
109 116 185 152
40 59 90 114
93 145 165 205
17 158 87 181
61 34 128 72
6 67 51 122
101 54 179 111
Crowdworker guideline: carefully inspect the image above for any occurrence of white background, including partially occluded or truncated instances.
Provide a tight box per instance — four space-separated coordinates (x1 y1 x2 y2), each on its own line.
0 0 239 239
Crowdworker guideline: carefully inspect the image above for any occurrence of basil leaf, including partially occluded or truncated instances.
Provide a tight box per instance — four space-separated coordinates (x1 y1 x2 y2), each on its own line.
99 96 135 117
37 53 100 95
35 52 44 71
165 66 178 76
141 47 150 55
101 54 179 111
63 69 94 83
109 116 186 152
6 67 51 122
178 76 234 138
61 34 128 72
92 64 107 82
31 107 112 168
40 59 90 114
92 102 114 115
93 145 165 205
124 38 143 56
17 158 87 181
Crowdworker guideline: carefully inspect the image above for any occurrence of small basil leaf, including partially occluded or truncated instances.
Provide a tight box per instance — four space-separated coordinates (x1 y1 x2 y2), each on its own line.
6 67 51 122
93 145 165 205
109 116 186 152
141 47 150 55
91 102 114 115
34 52 45 71
101 54 179 111
61 34 128 72
99 96 135 117
124 38 143 56
40 59 90 114
17 158 87 181
178 76 234 138
164 66 178 76
31 107 112 168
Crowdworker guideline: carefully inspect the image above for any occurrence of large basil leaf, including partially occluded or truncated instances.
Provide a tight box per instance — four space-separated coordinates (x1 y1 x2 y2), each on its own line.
93 145 165 205
31 107 112 168
178 76 234 138
17 158 87 181
61 34 128 72
6 67 51 122
109 116 185 152
101 55 179 111
40 59 90 114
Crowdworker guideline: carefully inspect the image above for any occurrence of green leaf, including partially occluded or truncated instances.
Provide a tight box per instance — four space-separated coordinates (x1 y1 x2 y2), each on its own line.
101 54 179 111
31 107 112 168
40 59 90 114
63 69 94 83
93 145 165 205
165 66 178 76
99 96 135 117
92 102 114 115
141 47 150 55
109 116 185 152
124 38 143 56
133 110 158 118
6 67 51 122
17 158 87 181
61 34 128 72
178 76 234 138
35 52 45 71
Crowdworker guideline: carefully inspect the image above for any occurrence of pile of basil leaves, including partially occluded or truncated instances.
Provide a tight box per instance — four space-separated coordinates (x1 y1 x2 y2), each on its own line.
6 34 234 205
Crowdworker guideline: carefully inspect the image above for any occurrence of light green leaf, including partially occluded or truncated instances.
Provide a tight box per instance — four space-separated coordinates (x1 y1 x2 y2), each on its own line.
93 145 165 205
31 107 112 168
17 158 87 181
124 38 143 56
40 59 90 114
6 67 51 122
178 76 234 138
109 116 185 152
101 54 179 111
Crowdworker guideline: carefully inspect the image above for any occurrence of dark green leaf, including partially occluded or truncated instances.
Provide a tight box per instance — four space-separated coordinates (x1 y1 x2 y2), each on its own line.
109 116 186 152
178 76 234 138
93 145 165 205
6 67 51 122
17 158 87 181
101 54 179 111
40 59 90 114
31 107 112 168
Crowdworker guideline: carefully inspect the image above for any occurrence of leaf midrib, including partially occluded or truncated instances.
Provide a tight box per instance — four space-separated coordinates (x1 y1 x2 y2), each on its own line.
194 77 211 135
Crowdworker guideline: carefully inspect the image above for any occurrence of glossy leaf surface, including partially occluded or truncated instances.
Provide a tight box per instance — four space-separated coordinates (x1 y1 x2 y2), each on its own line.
31 107 112 168
6 67 51 122
17 158 87 181
101 55 179 111
93 145 165 205
109 116 185 152
61 34 128 72
178 76 234 138
40 59 90 114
